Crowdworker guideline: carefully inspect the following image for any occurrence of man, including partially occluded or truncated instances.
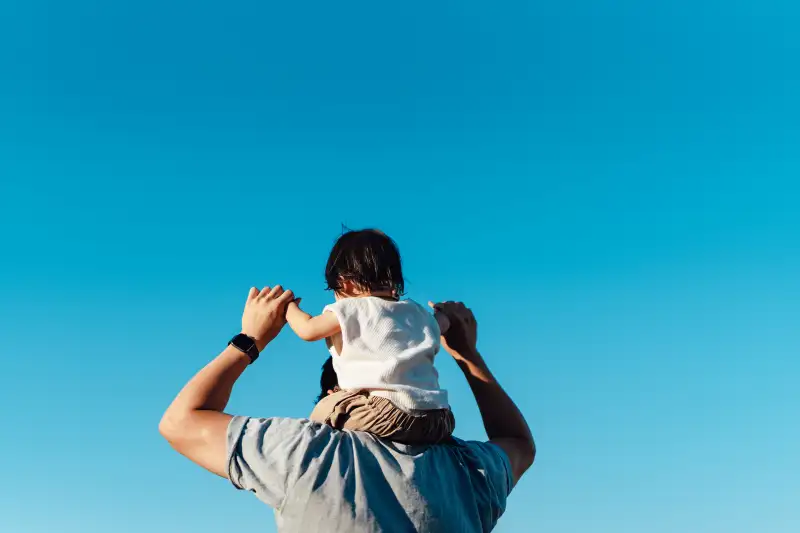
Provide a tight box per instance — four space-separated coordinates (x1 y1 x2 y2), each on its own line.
159 286 535 532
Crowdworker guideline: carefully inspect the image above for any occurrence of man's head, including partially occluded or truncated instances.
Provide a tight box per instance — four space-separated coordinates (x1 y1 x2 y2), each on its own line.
325 228 404 298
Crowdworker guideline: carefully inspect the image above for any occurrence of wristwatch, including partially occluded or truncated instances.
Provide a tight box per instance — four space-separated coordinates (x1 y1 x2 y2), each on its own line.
228 333 260 364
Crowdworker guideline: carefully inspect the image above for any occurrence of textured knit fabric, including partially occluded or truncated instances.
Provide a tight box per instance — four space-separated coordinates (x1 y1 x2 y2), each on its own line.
310 388 456 444
323 297 449 411
227 416 513 533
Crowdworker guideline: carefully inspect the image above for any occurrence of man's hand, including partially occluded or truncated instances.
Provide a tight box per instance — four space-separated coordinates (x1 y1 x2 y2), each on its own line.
429 301 478 360
242 285 295 351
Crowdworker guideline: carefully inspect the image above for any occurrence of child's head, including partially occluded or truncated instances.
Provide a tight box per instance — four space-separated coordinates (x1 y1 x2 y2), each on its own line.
325 228 404 298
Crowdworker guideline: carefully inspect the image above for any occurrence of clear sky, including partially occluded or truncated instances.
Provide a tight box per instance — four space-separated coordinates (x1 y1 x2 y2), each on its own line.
1 2 798 532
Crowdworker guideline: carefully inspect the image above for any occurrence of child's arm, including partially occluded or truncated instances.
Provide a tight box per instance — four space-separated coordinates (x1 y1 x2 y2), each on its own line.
286 301 341 342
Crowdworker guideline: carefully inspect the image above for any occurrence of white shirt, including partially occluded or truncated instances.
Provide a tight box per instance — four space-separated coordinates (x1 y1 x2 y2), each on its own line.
323 297 449 411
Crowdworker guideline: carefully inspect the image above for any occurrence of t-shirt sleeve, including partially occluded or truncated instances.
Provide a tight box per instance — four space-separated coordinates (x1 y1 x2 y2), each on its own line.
226 416 332 509
465 441 515 519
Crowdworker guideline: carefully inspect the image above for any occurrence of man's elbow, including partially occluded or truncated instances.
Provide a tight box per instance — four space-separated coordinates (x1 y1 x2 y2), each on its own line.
159 411 186 446
158 414 175 442
522 439 536 471
512 437 536 480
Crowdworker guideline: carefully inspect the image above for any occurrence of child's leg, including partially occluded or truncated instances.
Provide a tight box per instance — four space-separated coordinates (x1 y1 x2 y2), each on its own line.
311 390 455 445
363 396 455 445
309 389 370 427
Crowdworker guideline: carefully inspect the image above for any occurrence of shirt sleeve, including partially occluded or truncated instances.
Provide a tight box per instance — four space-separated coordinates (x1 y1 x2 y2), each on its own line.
464 440 515 522
226 416 332 509
483 442 514 496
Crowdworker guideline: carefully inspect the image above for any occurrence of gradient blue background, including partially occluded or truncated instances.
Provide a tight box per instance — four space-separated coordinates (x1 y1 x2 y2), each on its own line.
1 2 798 532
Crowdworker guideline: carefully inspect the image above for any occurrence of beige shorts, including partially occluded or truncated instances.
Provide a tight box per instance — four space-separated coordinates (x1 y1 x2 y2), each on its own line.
310 389 455 445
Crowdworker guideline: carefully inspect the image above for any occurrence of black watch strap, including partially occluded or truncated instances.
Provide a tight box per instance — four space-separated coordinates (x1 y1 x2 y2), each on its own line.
228 333 260 364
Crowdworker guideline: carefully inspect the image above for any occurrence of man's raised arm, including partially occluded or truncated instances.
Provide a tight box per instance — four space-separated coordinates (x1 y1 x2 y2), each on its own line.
158 286 294 477
431 301 536 485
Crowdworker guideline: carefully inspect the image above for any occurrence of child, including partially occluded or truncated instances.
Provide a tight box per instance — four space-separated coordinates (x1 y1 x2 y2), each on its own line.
286 229 454 444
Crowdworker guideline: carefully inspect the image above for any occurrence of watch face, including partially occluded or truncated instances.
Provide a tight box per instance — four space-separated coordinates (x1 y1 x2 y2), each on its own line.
234 334 255 351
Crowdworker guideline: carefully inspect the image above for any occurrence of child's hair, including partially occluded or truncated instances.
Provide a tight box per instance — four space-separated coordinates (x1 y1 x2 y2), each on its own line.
316 356 338 404
325 228 404 296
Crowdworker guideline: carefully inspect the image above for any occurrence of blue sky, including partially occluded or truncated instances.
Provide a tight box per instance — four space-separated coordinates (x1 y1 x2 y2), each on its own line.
1 1 798 532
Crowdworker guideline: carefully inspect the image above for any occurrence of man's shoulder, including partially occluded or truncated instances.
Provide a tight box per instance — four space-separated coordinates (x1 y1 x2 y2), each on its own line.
230 416 510 482
227 416 340 491
449 438 514 484
228 416 338 450
229 415 510 464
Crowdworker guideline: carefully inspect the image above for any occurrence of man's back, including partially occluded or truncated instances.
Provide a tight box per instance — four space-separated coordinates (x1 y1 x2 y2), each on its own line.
160 297 534 533
227 416 513 533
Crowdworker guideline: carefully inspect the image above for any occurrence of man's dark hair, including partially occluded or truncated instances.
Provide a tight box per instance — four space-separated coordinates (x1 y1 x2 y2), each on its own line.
317 356 338 404
325 228 404 296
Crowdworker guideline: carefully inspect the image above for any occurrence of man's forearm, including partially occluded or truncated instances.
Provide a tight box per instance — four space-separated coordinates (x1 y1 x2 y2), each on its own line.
455 350 535 481
455 351 532 442
166 345 250 414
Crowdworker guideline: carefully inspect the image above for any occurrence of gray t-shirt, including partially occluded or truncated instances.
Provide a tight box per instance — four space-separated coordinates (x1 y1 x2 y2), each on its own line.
227 416 514 532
